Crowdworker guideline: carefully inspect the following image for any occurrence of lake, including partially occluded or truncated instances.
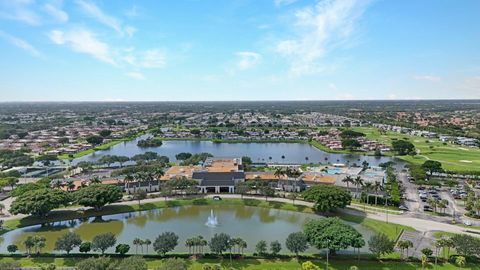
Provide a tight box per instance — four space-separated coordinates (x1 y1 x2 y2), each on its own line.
72 134 400 167
0 205 375 254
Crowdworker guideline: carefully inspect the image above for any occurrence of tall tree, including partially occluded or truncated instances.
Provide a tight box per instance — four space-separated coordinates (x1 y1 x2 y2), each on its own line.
286 232 308 257
10 189 70 217
302 185 351 213
54 232 82 254
368 233 394 258
153 232 179 255
304 218 364 254
92 233 117 254
74 184 123 211
208 233 232 255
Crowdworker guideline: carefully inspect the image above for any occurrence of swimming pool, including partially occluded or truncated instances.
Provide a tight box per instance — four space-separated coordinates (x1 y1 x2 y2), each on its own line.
325 168 342 174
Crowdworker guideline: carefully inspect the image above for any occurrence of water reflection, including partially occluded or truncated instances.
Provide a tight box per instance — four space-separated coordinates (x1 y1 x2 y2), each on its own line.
2 205 375 254
71 135 401 167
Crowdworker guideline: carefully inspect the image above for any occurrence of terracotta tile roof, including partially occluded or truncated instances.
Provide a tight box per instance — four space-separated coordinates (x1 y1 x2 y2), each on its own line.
301 173 336 184
204 159 240 172
161 165 200 180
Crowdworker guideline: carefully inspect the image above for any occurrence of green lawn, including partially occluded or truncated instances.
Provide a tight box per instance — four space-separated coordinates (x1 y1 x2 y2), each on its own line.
57 139 127 160
336 211 415 240
0 257 477 270
351 127 480 173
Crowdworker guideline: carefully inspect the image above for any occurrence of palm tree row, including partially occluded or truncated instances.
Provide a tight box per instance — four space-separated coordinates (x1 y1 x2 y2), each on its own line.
273 167 302 179
132 238 152 254
185 236 208 255
342 176 384 206
124 168 165 192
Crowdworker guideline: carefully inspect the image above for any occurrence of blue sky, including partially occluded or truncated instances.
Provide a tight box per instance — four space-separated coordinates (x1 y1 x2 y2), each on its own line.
0 0 479 101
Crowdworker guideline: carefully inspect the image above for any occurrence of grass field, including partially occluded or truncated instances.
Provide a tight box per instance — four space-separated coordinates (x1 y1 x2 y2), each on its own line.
57 139 128 160
0 257 477 270
351 127 480 173
336 211 414 240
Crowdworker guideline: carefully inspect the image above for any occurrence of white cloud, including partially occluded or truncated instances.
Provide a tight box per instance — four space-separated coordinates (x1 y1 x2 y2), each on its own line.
276 0 372 76
48 28 116 65
328 83 337 90
274 0 299 7
43 1 68 23
126 72 145 80
0 30 42 57
335 93 355 100
0 0 40 25
387 93 397 100
413 75 442 82
236 51 262 70
122 49 167 69
124 26 137 37
75 0 133 36
125 5 139 18
140 49 167 68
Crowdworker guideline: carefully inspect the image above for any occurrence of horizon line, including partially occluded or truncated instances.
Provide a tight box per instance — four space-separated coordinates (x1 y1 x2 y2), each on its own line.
1 98 480 103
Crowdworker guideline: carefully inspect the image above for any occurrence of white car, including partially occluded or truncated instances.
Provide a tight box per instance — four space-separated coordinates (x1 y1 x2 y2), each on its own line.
463 220 472 226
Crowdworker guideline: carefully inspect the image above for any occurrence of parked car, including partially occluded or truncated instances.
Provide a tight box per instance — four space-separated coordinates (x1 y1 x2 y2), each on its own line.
212 196 222 201
423 205 433 212
399 205 409 211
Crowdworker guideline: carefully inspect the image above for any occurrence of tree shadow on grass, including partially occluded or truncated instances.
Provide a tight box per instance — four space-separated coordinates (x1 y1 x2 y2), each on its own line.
196 257 262 270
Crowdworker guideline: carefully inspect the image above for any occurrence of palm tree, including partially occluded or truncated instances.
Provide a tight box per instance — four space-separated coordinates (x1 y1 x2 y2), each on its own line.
373 181 383 206
193 236 204 255
434 239 443 265
444 238 455 258
363 182 373 206
24 237 34 255
427 198 438 213
274 168 284 179
342 176 354 190
67 181 75 191
90 176 101 184
185 238 194 255
354 176 364 198
238 239 247 255
199 237 207 254
124 174 135 190
144 239 151 254
398 240 413 258
133 238 142 254
52 180 64 189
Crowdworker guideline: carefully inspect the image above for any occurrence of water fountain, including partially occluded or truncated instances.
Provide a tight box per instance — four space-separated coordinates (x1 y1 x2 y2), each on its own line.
205 209 219 227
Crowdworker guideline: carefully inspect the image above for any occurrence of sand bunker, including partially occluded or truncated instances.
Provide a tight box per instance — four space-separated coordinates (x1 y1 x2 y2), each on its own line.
460 160 473 163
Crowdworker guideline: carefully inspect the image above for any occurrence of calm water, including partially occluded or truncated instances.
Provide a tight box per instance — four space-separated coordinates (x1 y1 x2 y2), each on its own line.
72 134 399 166
0 205 375 254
